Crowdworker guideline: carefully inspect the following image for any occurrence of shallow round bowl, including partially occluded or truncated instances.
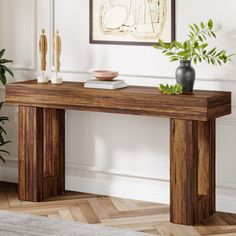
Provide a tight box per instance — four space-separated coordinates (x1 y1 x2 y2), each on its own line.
93 70 119 81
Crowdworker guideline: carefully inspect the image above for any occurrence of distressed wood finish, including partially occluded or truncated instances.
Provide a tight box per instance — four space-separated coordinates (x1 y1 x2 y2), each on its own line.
18 106 65 201
18 106 43 201
170 119 216 225
198 120 216 220
43 108 65 199
170 119 199 225
6 80 232 225
6 80 231 121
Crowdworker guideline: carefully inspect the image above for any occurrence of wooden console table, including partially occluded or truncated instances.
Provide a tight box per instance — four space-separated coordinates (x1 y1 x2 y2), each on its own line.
5 80 231 225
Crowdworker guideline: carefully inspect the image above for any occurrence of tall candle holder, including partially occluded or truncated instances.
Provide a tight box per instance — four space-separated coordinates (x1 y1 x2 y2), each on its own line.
51 30 63 84
38 29 49 83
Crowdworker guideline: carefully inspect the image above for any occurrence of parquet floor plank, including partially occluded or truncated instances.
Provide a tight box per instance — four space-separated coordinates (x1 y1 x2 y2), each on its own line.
0 182 236 236
98 197 120 216
58 207 74 221
7 189 21 207
0 191 10 209
88 198 110 220
68 206 88 223
77 200 101 224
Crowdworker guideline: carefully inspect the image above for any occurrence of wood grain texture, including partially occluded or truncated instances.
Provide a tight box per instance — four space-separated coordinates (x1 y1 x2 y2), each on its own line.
43 108 65 200
198 120 216 220
6 80 231 121
170 119 216 225
18 106 65 201
170 119 199 225
1 182 236 236
18 106 43 201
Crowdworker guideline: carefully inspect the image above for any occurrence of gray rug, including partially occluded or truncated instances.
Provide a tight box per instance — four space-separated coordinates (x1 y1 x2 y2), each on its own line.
0 211 152 236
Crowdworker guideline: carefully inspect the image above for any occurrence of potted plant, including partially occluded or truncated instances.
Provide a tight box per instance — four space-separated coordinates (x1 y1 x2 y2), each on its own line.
154 19 233 93
0 49 13 163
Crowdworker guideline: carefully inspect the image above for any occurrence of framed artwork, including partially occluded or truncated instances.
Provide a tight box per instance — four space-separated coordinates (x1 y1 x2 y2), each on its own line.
89 0 175 46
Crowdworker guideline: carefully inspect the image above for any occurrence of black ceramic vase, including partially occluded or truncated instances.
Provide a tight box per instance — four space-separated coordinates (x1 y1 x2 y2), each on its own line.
176 60 195 93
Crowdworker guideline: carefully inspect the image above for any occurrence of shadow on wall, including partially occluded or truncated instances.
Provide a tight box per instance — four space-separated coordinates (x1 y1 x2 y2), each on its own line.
65 110 169 182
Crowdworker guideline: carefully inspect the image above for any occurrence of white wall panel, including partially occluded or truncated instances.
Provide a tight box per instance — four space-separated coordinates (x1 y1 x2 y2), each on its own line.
0 0 36 70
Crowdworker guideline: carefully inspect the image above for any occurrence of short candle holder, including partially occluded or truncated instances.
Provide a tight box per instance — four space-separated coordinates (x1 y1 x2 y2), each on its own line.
51 73 63 84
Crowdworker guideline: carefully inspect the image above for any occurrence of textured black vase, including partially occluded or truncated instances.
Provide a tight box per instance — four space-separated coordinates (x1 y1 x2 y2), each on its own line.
176 60 196 93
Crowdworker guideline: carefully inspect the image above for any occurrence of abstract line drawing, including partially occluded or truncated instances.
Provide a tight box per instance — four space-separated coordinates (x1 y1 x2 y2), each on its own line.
100 0 167 40
90 0 175 45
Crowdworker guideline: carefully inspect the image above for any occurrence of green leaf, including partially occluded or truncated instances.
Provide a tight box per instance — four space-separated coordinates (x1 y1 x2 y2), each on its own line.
201 43 208 49
158 38 168 49
211 31 216 38
0 135 4 144
0 126 7 136
194 41 199 47
159 84 165 90
174 41 183 48
0 141 10 147
170 57 179 62
208 47 216 55
159 83 183 95
0 155 6 164
0 117 9 123
200 22 205 29
0 102 4 109
0 49 6 59
198 35 203 42
208 19 213 29
193 23 200 32
0 59 13 64
165 52 174 56
0 64 14 78
0 74 6 85
177 51 189 56
183 41 188 48
189 24 196 33
153 44 162 50
216 50 224 57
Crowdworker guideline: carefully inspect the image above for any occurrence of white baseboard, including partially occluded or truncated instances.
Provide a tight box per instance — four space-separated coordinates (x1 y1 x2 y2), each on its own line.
217 199 236 213
65 175 170 204
0 166 18 183
1 166 236 214
66 175 236 214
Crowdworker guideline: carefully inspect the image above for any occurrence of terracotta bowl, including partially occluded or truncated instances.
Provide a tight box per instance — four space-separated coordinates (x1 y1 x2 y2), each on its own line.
92 70 119 81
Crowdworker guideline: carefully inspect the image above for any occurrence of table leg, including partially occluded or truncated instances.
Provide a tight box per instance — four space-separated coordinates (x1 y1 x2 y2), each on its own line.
170 119 216 225
18 106 65 201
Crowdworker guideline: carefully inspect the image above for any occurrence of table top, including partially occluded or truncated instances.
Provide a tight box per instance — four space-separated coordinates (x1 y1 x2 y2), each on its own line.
5 80 231 121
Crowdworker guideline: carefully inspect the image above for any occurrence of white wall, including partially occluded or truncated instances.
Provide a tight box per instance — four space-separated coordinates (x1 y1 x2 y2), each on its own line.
0 0 236 213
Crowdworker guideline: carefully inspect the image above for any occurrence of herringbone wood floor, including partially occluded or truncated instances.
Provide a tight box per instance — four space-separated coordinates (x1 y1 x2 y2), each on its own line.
0 182 236 236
